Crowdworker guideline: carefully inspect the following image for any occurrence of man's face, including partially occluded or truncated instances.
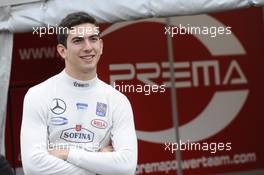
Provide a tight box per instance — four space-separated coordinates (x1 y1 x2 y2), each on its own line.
57 23 103 75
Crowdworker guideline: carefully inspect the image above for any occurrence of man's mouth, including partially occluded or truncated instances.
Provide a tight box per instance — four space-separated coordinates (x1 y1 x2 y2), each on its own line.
80 55 95 61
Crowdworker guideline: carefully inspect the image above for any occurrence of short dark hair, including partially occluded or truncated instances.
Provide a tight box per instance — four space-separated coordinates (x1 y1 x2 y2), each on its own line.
57 12 98 47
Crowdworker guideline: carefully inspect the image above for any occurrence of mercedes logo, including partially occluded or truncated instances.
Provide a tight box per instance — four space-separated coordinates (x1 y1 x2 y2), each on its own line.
50 98 66 115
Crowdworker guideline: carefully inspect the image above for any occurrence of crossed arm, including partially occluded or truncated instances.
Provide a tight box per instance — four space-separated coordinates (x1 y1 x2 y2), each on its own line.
21 89 137 175
48 145 114 160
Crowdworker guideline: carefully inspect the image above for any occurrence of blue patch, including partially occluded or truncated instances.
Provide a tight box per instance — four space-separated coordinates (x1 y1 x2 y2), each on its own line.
50 117 68 126
76 103 88 110
96 102 107 117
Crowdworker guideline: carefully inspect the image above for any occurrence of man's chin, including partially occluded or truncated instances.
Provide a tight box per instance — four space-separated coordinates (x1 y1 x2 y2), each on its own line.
81 66 96 73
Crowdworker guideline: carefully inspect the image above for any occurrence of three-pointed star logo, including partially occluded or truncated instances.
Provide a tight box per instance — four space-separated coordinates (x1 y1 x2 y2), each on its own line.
50 98 66 115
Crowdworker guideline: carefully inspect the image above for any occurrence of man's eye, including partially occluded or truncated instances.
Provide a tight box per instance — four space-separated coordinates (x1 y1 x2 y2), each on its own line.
90 37 99 41
73 39 82 43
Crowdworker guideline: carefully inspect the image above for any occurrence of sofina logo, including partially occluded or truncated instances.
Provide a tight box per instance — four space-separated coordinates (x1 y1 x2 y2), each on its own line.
102 15 249 143
60 127 94 143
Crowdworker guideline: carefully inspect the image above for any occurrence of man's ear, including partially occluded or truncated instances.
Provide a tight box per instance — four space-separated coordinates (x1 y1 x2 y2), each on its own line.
99 39 103 55
57 44 67 59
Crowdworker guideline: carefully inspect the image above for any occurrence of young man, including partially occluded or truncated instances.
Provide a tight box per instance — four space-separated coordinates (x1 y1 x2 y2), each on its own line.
20 12 137 175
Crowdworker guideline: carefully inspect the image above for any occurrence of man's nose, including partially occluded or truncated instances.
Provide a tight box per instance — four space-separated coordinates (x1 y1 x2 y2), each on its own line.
83 39 92 51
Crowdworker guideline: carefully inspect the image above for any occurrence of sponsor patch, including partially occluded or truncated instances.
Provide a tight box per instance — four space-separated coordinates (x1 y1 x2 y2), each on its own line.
73 81 89 87
60 127 94 143
91 119 108 129
50 98 66 115
96 102 107 117
76 103 88 110
75 124 82 131
50 116 68 126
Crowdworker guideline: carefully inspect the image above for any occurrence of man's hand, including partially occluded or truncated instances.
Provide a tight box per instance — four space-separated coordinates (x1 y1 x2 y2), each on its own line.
99 145 113 152
48 149 69 161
